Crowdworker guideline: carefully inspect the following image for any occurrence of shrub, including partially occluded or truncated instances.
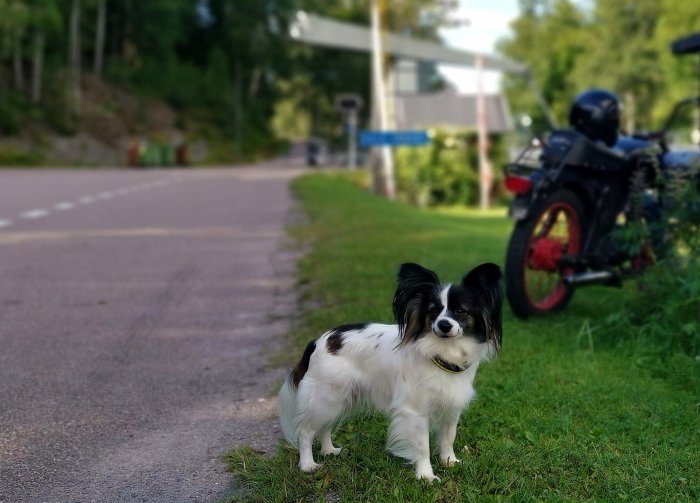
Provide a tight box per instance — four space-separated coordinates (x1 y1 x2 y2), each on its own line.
0 93 30 136
601 167 700 363
0 148 45 166
394 129 507 207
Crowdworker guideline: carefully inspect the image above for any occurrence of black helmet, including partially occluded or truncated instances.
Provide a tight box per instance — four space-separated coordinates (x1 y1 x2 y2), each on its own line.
569 89 621 147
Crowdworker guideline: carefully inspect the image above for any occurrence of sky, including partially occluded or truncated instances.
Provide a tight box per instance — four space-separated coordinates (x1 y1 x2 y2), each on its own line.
438 0 520 94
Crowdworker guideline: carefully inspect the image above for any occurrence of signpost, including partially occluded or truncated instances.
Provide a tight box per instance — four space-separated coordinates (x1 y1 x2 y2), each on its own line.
335 94 363 169
359 130 430 147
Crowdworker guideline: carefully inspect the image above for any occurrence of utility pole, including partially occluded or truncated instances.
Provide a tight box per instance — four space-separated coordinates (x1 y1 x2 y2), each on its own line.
370 0 395 200
476 53 492 209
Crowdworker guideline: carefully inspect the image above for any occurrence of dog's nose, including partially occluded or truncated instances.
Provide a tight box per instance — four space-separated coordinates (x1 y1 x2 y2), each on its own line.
437 319 452 334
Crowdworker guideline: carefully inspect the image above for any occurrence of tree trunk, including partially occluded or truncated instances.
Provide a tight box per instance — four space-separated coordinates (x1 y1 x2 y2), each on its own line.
94 0 106 77
123 0 133 59
68 0 82 116
13 30 25 92
32 31 45 104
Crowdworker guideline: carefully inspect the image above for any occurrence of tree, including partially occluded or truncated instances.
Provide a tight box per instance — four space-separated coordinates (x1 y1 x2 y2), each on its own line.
572 0 662 132
652 0 700 128
93 0 105 77
28 0 62 104
499 0 586 132
67 0 81 116
3 1 30 92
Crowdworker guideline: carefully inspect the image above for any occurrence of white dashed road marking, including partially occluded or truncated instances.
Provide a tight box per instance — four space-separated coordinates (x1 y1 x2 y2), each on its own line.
20 209 49 220
0 176 187 231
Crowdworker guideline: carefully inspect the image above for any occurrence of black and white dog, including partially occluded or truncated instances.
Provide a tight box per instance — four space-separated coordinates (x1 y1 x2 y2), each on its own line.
278 262 503 481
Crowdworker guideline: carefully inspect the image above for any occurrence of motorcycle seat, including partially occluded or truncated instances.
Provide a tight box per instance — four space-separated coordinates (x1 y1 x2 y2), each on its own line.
612 136 657 157
542 129 627 173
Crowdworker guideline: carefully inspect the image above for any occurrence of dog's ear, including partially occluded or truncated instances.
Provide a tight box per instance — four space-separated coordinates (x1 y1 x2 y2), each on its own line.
462 263 503 355
461 262 502 290
398 263 440 287
393 263 440 347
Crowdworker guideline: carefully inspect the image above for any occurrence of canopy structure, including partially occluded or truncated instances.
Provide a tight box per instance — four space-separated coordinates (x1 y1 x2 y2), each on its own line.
289 11 527 74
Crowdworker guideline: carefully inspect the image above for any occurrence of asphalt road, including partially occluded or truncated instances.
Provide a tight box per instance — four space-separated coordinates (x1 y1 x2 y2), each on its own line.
0 165 302 502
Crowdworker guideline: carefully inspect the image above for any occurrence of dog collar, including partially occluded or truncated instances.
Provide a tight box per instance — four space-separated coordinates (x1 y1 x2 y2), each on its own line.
431 356 470 373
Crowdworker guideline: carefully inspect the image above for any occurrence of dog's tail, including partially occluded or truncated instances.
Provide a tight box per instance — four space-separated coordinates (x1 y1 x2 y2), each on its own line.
277 340 317 446
277 377 299 446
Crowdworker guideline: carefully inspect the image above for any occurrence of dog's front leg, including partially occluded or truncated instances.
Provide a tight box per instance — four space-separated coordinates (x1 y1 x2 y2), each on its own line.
388 409 438 481
438 411 461 466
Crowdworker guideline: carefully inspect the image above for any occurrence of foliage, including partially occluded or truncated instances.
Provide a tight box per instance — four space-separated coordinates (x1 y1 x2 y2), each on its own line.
499 0 586 131
600 168 700 367
500 0 700 134
0 0 462 163
0 95 26 135
664 168 700 255
225 173 700 502
0 145 44 165
395 130 507 207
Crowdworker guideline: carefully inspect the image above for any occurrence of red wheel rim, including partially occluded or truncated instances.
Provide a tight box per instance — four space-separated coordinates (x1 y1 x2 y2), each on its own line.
523 201 581 311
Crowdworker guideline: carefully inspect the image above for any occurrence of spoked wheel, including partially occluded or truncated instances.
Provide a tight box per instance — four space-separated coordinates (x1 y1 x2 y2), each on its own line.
505 189 585 318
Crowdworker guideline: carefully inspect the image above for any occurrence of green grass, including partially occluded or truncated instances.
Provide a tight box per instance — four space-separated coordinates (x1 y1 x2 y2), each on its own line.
226 173 700 502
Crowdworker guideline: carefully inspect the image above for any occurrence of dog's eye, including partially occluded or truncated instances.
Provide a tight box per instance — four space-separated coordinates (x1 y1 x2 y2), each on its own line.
428 306 440 318
454 307 466 315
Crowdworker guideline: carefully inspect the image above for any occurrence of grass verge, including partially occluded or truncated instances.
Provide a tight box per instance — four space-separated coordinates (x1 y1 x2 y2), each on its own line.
226 173 699 502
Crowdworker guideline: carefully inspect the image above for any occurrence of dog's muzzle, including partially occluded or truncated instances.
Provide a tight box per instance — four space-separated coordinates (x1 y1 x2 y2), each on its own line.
435 319 455 338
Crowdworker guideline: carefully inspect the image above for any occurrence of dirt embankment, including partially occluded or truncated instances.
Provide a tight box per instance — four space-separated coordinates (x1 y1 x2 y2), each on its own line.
0 76 207 167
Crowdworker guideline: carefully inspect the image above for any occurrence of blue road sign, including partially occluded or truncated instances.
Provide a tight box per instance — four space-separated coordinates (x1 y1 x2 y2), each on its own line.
359 130 430 147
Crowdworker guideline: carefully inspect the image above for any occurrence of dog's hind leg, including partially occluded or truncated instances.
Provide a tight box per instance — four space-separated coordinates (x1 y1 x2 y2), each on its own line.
298 426 322 472
320 427 342 456
296 383 345 471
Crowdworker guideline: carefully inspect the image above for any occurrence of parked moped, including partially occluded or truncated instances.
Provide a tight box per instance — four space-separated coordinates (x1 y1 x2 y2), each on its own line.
504 32 700 318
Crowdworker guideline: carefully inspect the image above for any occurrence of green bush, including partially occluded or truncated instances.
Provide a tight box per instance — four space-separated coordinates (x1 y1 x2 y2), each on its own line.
601 167 700 365
0 148 45 166
394 129 507 207
0 93 31 136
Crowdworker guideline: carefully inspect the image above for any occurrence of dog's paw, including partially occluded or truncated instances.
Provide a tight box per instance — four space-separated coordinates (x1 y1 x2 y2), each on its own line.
415 462 440 482
321 446 343 456
299 461 322 472
440 455 461 466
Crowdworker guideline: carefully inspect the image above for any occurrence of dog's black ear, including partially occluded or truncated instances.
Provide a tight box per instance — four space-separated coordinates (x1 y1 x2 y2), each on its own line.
393 263 440 347
462 263 503 355
461 262 502 289
398 263 440 287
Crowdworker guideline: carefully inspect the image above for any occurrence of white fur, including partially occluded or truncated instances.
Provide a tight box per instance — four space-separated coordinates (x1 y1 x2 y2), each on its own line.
278 298 496 481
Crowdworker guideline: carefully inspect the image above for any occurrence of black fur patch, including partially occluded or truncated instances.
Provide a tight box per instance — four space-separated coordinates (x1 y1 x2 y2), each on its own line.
456 263 503 351
291 340 316 388
393 263 441 347
326 323 367 354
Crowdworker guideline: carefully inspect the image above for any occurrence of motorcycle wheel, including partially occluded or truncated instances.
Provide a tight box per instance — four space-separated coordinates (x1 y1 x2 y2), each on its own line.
505 189 585 318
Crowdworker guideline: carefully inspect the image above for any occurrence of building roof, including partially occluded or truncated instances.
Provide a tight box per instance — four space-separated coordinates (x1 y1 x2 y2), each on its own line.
394 92 513 134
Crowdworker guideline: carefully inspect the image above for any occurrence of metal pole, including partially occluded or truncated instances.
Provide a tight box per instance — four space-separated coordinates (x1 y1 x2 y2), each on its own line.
476 53 492 209
370 0 395 199
347 111 358 169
